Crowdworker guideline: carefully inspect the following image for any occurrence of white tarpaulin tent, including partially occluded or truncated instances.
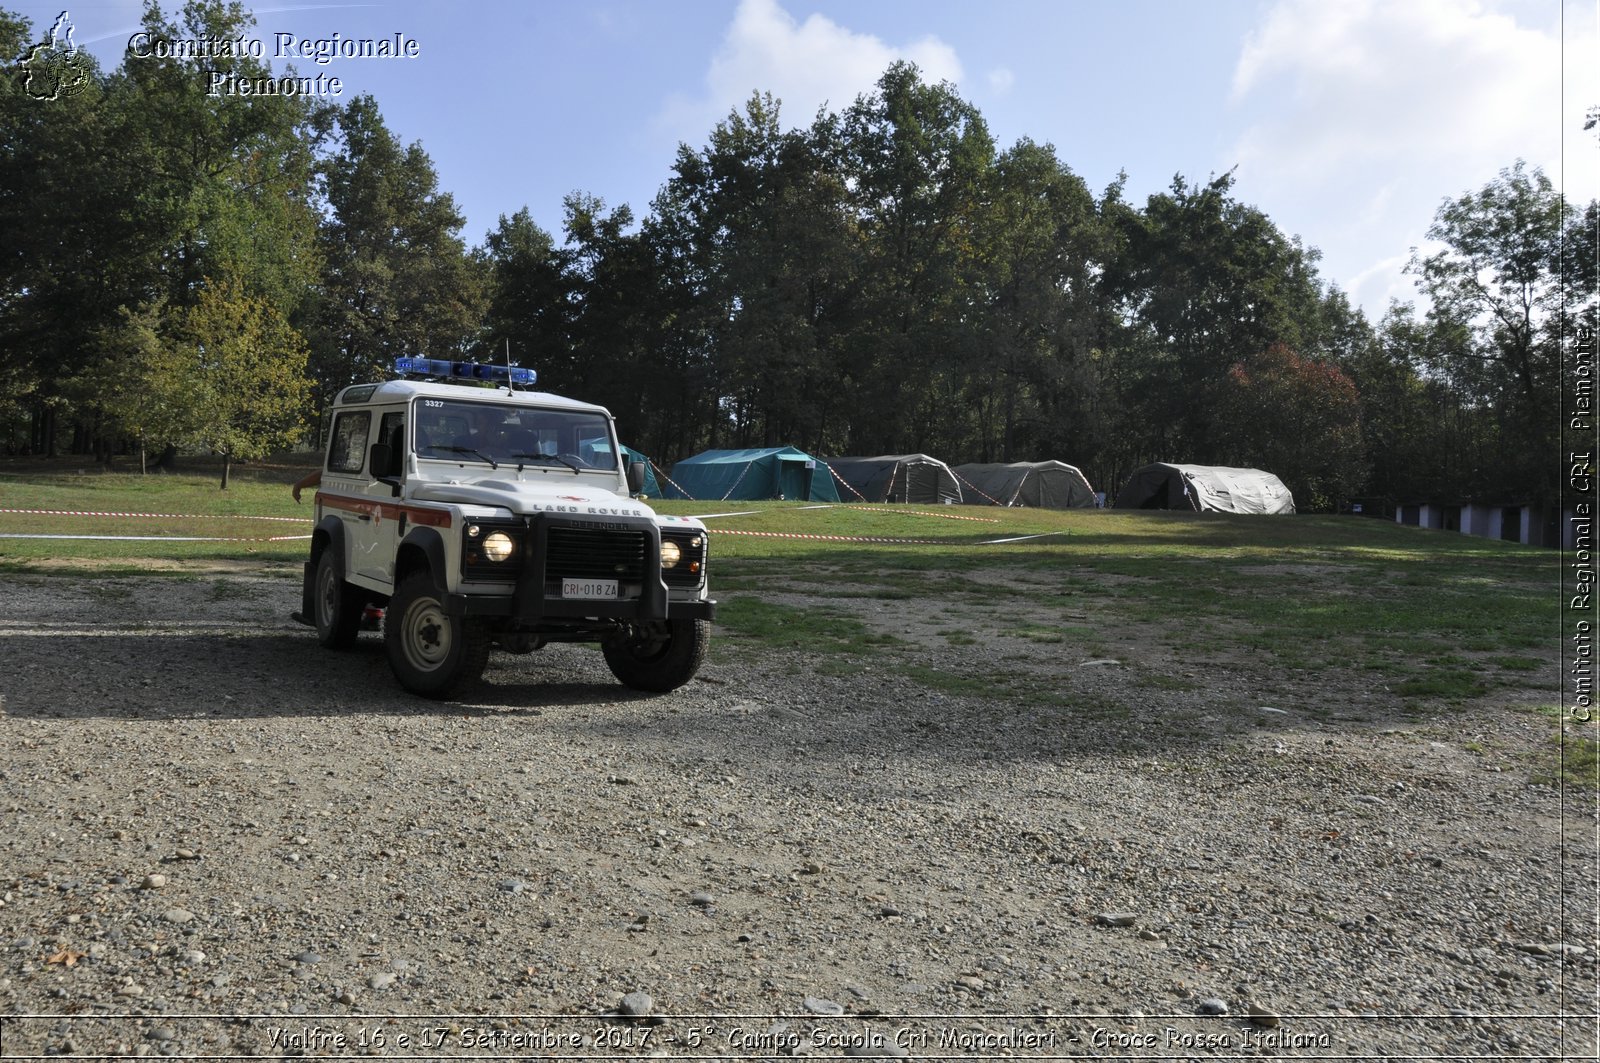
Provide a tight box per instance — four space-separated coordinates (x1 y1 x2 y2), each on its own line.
1113 463 1295 514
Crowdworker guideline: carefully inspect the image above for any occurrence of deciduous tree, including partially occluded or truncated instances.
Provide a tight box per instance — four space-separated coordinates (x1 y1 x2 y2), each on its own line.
83 302 194 473
307 94 484 399
1212 343 1365 510
839 62 993 455
476 208 570 370
648 93 858 453
1407 161 1593 505
1 1 323 457
968 138 1102 464
1105 171 1325 460
175 273 312 489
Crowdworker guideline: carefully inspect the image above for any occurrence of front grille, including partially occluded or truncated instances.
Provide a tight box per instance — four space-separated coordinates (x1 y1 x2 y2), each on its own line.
545 526 648 582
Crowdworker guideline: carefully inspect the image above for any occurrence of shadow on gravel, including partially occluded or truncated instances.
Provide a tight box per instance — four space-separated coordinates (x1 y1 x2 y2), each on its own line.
2 621 1547 773
3 630 653 720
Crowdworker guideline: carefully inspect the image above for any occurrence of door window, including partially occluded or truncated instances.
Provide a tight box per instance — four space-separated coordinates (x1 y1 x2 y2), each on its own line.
377 410 406 476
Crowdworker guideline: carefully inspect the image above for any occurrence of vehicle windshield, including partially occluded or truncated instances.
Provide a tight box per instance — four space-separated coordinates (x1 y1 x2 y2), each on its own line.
412 398 618 472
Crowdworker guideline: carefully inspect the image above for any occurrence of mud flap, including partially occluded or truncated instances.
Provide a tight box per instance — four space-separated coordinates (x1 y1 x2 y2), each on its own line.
293 560 316 625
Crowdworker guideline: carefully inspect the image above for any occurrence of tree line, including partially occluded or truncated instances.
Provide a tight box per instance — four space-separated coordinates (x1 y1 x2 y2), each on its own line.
3 2 1594 507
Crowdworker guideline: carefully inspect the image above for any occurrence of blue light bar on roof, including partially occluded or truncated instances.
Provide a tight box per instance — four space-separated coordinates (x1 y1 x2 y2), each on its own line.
394 356 536 386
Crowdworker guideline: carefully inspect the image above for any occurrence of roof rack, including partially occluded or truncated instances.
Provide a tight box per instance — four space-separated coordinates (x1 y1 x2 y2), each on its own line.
393 356 537 388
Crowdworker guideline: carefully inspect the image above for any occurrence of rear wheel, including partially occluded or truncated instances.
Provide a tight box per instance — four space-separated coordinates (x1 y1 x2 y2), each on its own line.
313 548 364 649
603 618 709 692
385 573 490 698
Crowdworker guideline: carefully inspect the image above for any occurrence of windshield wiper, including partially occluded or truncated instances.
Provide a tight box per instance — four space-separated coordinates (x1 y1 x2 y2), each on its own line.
422 444 498 469
509 452 583 473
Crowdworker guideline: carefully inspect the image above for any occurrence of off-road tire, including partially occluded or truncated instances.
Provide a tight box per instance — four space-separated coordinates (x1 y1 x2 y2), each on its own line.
314 548 364 649
385 573 490 698
602 618 709 693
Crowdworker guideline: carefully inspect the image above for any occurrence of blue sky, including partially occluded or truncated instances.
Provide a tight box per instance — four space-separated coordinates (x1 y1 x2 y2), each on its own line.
19 0 1600 321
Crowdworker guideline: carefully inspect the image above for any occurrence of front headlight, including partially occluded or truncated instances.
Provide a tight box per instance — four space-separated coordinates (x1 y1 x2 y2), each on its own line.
659 539 682 568
483 531 515 562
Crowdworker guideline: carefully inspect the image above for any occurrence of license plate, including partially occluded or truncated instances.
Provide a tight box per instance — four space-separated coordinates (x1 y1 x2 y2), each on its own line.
561 578 618 600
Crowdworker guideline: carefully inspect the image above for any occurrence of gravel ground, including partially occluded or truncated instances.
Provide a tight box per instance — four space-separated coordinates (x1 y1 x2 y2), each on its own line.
0 572 1595 1060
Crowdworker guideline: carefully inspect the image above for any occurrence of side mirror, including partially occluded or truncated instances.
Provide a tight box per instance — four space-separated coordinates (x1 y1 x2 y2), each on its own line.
371 443 403 496
370 442 398 478
626 460 647 495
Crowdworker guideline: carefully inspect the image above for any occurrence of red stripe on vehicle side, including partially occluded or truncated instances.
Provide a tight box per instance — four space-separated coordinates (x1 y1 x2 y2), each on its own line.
316 493 454 528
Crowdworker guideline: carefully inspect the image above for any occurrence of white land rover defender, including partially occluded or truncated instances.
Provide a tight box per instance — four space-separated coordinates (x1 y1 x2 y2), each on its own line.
296 357 714 698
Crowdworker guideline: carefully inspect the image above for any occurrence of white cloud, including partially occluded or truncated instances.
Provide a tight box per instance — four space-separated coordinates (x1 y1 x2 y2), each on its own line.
1226 0 1597 318
1347 251 1423 317
1232 0 1568 182
658 0 963 140
987 67 1016 96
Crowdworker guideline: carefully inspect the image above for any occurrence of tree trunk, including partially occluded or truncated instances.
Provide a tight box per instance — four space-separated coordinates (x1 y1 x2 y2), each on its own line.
220 451 231 491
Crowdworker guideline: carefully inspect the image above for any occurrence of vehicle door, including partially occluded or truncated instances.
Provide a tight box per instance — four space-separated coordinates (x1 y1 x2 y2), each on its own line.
320 407 374 578
350 406 407 586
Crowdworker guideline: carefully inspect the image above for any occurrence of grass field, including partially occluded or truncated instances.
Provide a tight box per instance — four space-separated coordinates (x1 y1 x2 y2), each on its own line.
686 499 1557 688
0 459 317 568
0 462 1561 658
1 460 1586 785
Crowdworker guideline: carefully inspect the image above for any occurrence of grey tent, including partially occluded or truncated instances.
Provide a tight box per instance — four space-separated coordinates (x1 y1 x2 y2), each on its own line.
952 461 1096 508
825 454 963 504
1114 463 1295 514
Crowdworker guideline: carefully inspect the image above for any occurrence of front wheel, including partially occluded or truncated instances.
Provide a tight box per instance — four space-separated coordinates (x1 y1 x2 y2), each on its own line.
385 573 490 698
602 618 709 692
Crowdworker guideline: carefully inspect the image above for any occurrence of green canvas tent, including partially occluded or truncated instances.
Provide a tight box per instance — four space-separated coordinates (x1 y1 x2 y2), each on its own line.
663 447 841 502
824 454 963 504
1113 463 1295 514
953 461 1096 508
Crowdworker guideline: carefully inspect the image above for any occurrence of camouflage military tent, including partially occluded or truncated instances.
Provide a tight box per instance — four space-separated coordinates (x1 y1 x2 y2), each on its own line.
824 454 963 504
952 461 1096 508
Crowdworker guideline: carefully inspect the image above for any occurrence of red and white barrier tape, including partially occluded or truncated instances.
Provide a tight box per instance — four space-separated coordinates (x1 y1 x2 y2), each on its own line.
0 506 312 543
950 471 1007 506
842 505 999 523
1 506 1052 547
0 533 311 542
710 528 949 545
650 460 697 501
0 507 307 523
825 462 871 502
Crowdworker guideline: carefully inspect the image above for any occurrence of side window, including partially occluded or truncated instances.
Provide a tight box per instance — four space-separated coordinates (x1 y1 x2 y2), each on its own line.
328 411 371 474
377 411 406 474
